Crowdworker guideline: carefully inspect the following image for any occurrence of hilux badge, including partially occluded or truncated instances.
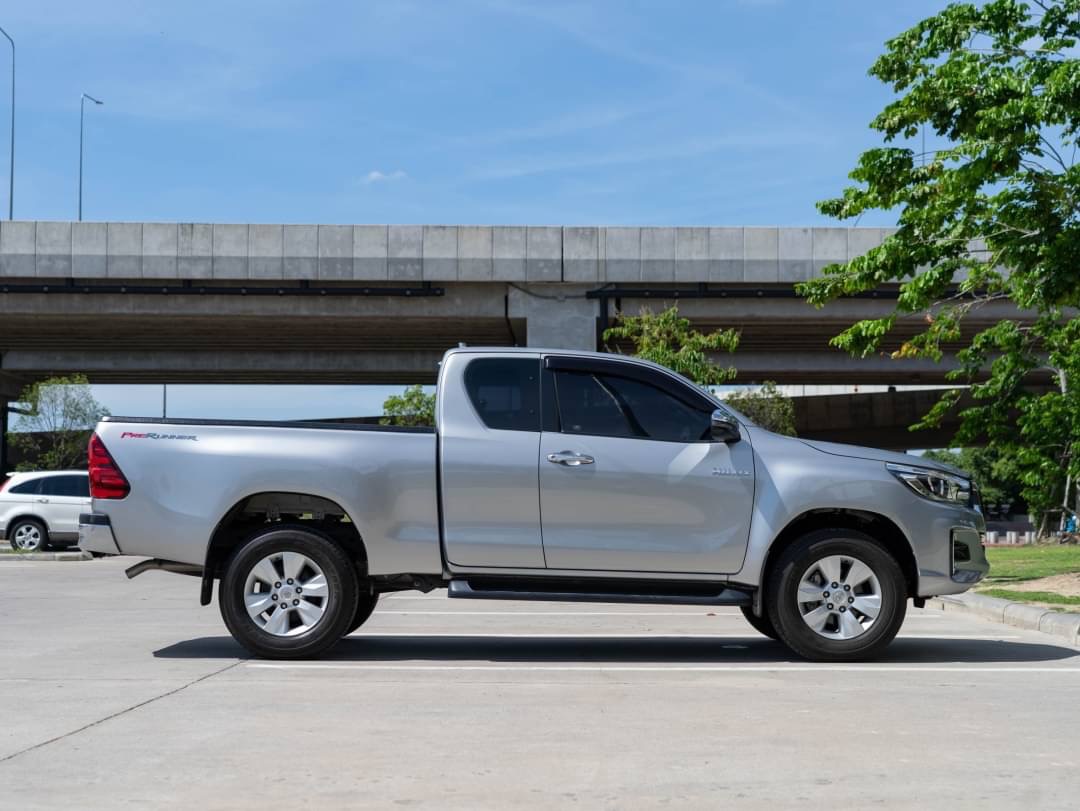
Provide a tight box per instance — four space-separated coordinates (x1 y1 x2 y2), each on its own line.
712 466 750 477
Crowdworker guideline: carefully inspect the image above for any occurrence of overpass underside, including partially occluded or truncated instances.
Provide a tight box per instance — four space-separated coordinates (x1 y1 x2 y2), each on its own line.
0 281 1024 386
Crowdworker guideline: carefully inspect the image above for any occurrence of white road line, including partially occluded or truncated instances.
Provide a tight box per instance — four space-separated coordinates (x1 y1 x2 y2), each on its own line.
373 610 944 618
356 632 1018 640
375 610 729 616
246 663 1080 674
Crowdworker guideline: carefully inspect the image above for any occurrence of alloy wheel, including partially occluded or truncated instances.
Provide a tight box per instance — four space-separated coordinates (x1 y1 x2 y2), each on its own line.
796 554 882 640
243 551 331 637
13 524 42 551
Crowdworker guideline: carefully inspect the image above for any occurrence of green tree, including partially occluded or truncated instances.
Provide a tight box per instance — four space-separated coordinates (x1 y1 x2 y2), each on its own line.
604 304 797 434
8 375 110 471
798 0 1080 532
380 384 436 428
602 305 739 386
725 381 797 436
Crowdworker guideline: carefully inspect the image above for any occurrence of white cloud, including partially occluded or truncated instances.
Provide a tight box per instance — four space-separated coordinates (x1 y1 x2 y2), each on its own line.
468 130 835 181
362 170 408 184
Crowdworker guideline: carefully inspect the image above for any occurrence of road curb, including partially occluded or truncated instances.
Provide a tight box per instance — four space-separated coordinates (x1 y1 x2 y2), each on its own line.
928 593 1080 647
0 550 93 562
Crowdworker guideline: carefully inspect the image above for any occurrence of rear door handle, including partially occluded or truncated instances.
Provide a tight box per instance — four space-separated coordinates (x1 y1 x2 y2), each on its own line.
36 498 49 503
546 451 595 466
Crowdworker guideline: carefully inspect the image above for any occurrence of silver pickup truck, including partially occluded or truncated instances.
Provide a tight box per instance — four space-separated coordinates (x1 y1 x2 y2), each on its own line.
80 347 988 661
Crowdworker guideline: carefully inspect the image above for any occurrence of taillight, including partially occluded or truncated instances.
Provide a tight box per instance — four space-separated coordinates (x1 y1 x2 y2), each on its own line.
0 476 10 493
88 433 130 499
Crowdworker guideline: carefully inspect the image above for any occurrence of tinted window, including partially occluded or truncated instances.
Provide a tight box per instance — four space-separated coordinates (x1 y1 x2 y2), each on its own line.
602 376 713 442
554 371 637 438
464 358 541 432
555 371 712 442
39 475 89 498
8 478 41 495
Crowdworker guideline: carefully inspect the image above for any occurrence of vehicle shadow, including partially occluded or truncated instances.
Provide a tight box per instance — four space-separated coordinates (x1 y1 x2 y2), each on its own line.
154 634 1080 664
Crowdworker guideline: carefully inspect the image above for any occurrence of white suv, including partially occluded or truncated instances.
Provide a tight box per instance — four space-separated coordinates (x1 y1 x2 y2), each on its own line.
1 471 91 552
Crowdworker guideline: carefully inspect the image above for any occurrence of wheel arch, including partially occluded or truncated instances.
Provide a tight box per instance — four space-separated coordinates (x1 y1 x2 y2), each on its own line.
761 508 918 599
202 491 368 605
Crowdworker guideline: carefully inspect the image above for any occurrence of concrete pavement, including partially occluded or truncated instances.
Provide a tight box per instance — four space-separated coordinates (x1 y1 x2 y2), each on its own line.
4 557 1080 809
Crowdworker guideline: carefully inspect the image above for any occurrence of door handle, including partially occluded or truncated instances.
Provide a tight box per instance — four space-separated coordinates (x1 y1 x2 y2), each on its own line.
36 498 49 503
547 451 595 466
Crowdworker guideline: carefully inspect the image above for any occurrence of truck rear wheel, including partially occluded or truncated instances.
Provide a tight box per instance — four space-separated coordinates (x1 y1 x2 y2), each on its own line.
347 592 380 634
766 528 906 662
219 525 359 659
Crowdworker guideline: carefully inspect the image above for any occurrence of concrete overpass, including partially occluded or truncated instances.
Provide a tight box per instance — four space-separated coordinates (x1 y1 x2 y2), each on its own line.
0 221 1028 386
0 221 1039 471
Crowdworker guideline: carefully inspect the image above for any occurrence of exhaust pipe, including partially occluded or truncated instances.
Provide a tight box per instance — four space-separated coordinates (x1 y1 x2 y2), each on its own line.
125 559 203 579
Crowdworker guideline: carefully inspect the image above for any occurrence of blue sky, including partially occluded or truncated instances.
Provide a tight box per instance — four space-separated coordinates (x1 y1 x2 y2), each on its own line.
3 0 946 420
3 0 945 227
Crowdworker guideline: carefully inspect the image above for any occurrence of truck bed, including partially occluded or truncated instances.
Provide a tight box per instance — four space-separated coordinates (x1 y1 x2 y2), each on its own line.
92 416 442 574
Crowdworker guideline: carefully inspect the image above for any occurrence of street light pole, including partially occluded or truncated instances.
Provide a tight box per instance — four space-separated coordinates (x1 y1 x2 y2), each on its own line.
0 26 13 219
78 93 103 222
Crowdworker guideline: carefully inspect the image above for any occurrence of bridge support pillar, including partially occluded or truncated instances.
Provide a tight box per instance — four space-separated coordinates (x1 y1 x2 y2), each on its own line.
508 284 598 351
0 400 8 477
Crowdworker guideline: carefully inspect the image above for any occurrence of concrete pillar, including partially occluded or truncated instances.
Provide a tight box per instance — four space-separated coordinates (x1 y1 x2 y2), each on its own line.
0 400 8 476
508 284 598 351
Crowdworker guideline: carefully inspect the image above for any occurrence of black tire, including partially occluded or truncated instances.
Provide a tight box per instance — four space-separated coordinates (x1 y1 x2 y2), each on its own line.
219 525 359 660
739 605 779 640
767 528 906 662
8 518 49 552
346 592 380 634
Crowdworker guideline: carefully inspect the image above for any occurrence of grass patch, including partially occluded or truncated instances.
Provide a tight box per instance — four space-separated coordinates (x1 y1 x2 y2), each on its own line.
983 545 1080 584
980 588 1080 607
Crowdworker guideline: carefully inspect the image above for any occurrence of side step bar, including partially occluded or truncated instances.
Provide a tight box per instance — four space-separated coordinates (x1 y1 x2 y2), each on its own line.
448 578 752 607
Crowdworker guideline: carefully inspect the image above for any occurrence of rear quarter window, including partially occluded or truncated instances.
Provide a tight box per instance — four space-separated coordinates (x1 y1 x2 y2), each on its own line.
7 478 41 495
463 357 541 432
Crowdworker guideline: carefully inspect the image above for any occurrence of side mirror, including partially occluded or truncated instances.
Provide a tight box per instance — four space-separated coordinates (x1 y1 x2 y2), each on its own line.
710 410 741 444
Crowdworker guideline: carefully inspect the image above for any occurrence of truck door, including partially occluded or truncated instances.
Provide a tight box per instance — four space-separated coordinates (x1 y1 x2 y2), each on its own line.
439 352 546 568
539 356 755 574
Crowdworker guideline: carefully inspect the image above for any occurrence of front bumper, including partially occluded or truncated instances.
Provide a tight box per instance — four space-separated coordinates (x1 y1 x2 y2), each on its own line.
78 513 121 555
948 527 990 585
917 523 989 597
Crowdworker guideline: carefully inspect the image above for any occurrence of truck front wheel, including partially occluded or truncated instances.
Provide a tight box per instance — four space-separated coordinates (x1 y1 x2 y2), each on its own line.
739 605 779 640
219 525 360 659
766 529 907 662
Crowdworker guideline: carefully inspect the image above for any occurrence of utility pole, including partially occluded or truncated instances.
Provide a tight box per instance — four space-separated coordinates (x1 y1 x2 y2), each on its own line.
1061 368 1075 531
0 25 14 219
78 93 103 221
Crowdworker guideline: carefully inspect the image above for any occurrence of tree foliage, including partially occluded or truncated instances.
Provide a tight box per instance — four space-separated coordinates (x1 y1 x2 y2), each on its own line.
725 381 798 436
604 304 797 434
603 305 739 387
798 0 1080 529
380 384 436 427
7 375 110 471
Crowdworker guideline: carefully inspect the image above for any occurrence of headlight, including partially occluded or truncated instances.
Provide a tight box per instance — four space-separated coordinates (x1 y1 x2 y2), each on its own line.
886 463 973 506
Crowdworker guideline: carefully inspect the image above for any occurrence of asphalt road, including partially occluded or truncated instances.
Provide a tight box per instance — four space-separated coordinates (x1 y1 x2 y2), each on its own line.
3 557 1080 809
